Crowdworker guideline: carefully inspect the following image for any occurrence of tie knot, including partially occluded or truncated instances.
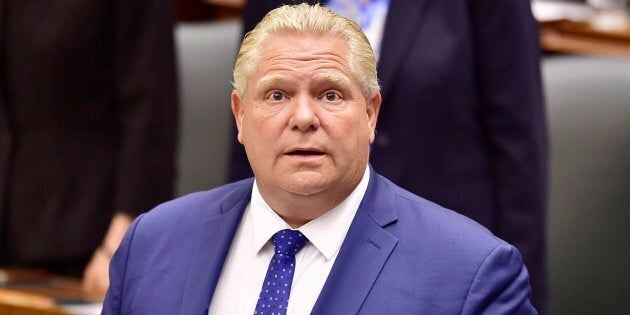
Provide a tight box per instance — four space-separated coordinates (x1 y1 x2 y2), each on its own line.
272 229 307 256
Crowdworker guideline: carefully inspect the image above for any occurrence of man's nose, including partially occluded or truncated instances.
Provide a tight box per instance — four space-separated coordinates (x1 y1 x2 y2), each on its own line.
289 95 320 132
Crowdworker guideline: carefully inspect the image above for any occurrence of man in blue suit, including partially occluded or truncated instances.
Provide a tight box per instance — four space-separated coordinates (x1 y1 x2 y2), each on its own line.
103 4 536 314
231 0 548 312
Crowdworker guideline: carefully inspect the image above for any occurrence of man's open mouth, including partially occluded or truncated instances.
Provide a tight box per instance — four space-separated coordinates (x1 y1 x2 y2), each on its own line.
286 149 325 157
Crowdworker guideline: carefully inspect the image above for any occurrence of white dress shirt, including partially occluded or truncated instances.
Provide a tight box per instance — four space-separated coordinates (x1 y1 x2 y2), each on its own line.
208 167 370 315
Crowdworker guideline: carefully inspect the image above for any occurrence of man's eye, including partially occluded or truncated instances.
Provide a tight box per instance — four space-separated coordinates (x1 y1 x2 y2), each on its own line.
323 91 341 102
268 91 285 101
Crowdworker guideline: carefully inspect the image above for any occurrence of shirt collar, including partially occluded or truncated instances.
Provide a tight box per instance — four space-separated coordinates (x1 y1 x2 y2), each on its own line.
251 166 371 260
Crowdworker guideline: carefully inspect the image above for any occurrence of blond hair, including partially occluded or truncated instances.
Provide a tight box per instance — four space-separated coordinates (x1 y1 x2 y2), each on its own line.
232 3 379 98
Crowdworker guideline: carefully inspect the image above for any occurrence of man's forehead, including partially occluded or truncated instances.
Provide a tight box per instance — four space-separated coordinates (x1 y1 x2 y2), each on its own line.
251 34 352 77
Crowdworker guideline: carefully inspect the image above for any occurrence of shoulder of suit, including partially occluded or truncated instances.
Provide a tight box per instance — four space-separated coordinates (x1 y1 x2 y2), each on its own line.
379 175 505 250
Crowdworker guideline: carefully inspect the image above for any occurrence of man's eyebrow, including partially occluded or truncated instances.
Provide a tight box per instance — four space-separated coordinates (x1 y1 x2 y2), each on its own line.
255 73 353 91
312 73 352 88
256 74 290 89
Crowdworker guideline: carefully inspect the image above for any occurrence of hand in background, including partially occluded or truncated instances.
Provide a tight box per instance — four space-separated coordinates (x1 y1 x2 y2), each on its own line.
82 248 111 299
82 212 133 300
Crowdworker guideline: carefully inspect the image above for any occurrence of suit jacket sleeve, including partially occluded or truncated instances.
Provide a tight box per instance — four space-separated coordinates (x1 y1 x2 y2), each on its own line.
113 0 179 214
470 0 548 311
462 244 537 314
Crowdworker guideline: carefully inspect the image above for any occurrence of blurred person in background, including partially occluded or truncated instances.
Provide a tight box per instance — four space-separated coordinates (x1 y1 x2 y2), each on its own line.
0 0 178 298
229 0 548 312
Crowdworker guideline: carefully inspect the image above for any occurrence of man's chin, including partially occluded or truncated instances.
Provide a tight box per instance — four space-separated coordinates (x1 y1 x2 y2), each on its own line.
280 173 330 196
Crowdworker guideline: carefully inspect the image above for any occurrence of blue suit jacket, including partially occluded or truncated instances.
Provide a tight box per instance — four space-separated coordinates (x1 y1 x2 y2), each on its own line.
103 170 536 314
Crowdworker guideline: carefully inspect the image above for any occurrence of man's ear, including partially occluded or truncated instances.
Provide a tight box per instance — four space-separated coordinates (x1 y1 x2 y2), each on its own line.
367 91 382 144
231 90 245 144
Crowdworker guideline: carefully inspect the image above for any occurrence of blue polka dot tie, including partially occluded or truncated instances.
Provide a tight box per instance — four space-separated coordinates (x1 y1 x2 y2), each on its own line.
254 229 308 315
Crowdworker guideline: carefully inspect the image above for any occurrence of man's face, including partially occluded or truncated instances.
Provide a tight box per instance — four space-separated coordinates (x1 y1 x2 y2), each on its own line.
232 32 381 201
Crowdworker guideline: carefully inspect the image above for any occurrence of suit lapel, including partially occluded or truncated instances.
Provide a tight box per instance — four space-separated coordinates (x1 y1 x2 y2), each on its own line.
312 169 399 314
179 182 253 315
378 0 431 101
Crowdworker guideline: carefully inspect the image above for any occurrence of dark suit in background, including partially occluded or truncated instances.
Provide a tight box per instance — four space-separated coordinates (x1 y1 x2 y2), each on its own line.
0 0 178 275
230 0 548 311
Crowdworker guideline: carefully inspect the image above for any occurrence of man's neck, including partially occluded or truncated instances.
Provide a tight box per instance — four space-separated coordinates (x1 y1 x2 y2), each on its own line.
256 169 368 228
259 184 357 228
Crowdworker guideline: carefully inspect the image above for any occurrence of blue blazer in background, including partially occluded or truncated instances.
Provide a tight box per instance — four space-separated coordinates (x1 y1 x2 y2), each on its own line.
103 170 536 314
